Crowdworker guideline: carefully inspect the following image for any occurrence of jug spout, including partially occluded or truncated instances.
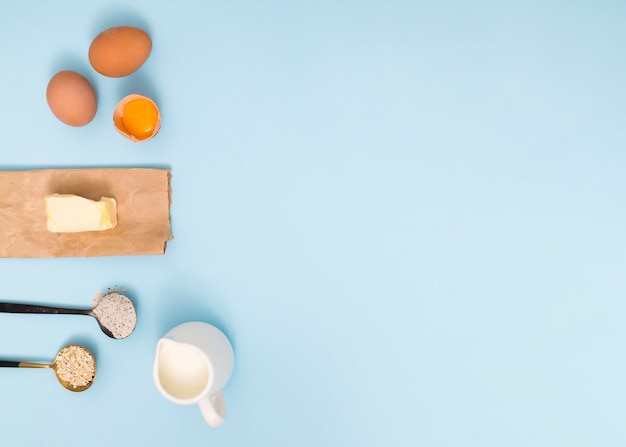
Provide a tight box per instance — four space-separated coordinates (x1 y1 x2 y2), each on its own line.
153 338 180 394
156 337 175 355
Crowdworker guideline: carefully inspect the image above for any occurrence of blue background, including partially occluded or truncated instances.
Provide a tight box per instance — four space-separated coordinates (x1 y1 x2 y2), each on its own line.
1 1 625 445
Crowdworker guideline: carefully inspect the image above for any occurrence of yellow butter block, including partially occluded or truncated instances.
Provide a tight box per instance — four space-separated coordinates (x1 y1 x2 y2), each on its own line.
45 194 118 233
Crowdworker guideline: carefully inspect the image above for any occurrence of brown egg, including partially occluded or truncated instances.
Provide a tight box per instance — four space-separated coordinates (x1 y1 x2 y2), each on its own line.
89 26 152 78
113 94 161 142
46 71 98 127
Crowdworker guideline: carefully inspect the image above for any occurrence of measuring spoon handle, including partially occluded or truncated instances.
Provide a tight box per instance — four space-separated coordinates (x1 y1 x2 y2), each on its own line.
0 302 88 315
0 361 20 367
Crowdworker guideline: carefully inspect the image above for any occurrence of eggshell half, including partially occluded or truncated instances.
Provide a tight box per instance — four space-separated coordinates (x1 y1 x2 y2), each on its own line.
89 26 152 78
113 94 161 142
46 70 97 127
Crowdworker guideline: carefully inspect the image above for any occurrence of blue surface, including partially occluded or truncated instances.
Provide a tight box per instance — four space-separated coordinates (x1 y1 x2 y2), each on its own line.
1 1 626 445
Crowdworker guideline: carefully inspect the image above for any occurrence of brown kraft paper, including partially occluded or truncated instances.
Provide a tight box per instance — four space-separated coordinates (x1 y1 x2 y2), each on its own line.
0 168 173 258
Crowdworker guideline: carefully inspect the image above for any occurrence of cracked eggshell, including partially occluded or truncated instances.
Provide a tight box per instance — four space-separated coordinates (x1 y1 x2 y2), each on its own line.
113 94 161 143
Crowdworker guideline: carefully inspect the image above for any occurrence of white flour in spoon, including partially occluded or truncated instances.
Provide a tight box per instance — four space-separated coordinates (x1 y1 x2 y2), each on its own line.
92 292 137 339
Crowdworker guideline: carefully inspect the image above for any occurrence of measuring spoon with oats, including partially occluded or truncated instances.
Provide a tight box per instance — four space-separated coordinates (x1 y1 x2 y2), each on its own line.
0 291 137 339
0 344 96 391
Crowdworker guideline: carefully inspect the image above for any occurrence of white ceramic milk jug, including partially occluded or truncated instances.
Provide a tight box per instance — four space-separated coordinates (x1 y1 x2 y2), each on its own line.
153 321 235 426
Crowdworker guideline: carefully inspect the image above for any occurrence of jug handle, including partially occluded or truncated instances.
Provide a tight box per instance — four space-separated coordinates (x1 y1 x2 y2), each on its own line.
198 391 227 427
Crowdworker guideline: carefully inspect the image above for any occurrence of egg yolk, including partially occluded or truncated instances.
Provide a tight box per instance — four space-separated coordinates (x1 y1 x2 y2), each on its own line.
121 99 159 139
